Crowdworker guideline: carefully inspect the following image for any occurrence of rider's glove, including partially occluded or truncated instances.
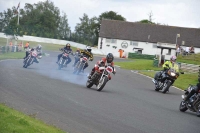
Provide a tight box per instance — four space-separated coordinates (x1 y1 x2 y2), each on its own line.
164 67 168 71
113 71 116 75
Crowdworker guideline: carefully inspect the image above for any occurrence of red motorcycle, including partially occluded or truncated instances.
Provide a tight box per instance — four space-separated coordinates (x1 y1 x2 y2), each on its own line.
58 51 70 70
86 65 115 91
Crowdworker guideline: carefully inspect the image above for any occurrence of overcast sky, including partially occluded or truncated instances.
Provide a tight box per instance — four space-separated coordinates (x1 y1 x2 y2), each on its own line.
0 0 199 32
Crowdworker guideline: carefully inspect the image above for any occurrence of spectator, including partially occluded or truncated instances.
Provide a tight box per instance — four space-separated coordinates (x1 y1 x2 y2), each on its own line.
24 42 30 49
176 45 180 56
9 41 13 52
185 46 190 54
189 46 195 53
18 41 23 52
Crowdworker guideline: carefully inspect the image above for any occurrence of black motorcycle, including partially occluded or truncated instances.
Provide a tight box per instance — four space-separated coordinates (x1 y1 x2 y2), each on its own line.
152 65 184 93
58 50 71 70
179 85 200 117
73 55 88 74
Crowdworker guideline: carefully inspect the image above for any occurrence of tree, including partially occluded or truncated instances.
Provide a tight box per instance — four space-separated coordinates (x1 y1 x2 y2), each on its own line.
1 0 70 39
95 11 126 45
58 12 70 39
74 13 98 45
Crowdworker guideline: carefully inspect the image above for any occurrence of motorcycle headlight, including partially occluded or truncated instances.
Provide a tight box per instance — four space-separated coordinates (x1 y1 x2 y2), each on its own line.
170 72 176 76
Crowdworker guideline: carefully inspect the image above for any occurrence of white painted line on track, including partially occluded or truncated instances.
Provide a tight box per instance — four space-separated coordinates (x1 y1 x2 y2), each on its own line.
131 70 184 92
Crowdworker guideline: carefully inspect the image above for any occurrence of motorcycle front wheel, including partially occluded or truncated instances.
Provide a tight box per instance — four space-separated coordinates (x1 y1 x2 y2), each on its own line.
162 81 171 94
97 76 108 91
179 101 188 112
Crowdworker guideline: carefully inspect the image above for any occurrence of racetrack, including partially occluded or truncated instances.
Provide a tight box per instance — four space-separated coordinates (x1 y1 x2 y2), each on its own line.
0 51 200 133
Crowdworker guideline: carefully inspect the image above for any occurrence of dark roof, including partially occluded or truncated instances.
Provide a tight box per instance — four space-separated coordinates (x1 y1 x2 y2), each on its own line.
99 19 200 47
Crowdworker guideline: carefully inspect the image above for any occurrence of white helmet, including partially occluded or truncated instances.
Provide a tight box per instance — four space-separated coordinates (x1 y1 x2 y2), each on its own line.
38 44 42 49
86 46 91 52
170 56 177 63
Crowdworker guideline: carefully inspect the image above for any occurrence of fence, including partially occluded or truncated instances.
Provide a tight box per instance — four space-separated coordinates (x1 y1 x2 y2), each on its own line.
128 53 155 60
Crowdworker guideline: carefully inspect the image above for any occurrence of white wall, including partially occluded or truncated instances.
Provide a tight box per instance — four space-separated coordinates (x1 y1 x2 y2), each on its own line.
98 37 176 59
0 32 87 49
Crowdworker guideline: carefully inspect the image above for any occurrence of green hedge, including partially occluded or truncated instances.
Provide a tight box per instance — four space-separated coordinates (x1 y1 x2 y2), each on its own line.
128 53 155 60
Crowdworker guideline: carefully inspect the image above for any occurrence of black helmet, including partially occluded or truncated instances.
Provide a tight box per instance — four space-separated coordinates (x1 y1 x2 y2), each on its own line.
106 53 114 63
66 43 70 47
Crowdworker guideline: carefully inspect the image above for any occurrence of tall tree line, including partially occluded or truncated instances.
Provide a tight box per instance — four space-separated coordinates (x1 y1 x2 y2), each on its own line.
0 0 128 46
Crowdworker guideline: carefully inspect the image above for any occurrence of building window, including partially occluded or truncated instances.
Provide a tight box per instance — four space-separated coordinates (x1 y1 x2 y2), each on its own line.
152 44 157 48
106 39 117 43
167 49 171 55
137 50 142 54
106 39 111 43
130 41 138 46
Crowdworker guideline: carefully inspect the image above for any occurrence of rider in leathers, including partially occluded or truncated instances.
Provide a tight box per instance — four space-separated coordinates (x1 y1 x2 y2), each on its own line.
153 55 179 84
88 53 116 80
73 46 93 72
56 43 73 65
184 79 200 103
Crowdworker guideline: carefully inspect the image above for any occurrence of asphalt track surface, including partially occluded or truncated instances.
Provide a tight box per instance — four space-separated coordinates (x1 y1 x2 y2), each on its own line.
0 51 200 133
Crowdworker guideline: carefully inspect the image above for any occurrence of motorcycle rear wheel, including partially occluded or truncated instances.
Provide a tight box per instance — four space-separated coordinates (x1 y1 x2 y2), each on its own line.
86 80 93 88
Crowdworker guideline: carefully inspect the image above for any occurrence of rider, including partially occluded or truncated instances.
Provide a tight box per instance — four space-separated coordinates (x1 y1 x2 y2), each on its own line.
56 43 73 65
184 78 200 103
24 48 39 63
183 78 200 116
153 55 179 84
36 44 42 56
88 53 116 80
73 46 93 72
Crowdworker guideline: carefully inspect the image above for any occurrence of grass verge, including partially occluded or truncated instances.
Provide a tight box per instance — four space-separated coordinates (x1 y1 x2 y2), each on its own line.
115 59 161 71
177 54 200 65
0 52 24 60
0 103 65 133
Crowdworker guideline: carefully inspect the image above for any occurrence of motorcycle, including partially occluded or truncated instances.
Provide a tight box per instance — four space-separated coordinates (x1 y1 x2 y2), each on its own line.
73 55 88 74
152 64 184 93
86 65 114 91
58 50 71 70
23 50 41 68
179 85 200 117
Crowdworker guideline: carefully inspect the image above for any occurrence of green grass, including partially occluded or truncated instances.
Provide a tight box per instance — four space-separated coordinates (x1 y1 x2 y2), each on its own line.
177 54 200 65
0 52 24 60
0 103 65 133
115 59 162 71
139 71 198 90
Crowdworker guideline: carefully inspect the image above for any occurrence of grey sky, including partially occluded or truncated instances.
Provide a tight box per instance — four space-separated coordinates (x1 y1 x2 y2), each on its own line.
0 0 199 31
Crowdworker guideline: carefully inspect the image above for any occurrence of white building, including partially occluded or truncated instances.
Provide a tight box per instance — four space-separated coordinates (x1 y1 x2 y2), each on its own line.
97 20 200 60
